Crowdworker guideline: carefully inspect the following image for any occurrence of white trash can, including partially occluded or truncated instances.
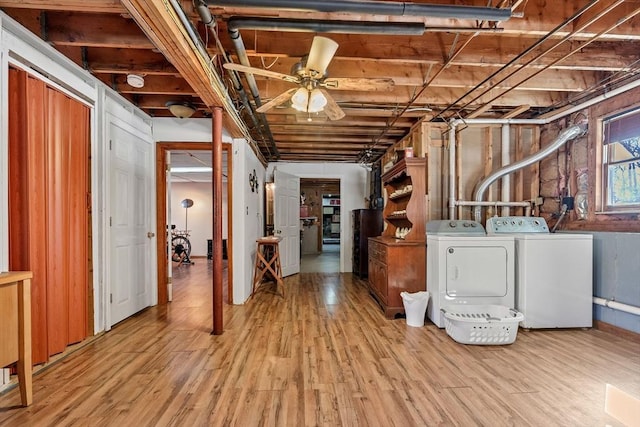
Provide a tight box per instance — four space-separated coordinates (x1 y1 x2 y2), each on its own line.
401 291 430 327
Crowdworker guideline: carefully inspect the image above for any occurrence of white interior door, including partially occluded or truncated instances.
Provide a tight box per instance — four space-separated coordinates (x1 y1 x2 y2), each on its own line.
274 169 300 277
109 118 155 325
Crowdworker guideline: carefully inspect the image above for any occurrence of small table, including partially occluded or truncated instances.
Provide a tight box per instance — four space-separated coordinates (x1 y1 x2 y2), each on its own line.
252 236 284 298
0 271 33 406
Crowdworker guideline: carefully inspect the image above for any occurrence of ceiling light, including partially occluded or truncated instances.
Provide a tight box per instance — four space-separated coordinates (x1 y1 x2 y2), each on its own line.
290 87 327 113
166 101 197 119
307 89 327 113
171 167 212 173
126 74 145 88
290 88 309 112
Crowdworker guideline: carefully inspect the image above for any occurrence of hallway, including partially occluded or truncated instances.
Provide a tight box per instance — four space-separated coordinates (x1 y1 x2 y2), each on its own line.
300 243 340 273
1 262 639 426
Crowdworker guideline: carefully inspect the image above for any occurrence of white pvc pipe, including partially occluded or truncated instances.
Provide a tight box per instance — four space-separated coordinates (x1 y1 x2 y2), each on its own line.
455 200 530 207
448 126 457 220
593 297 640 317
501 124 511 217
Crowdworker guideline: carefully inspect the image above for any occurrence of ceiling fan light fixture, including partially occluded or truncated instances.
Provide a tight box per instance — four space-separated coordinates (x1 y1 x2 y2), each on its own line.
166 101 196 119
291 87 310 112
307 89 327 113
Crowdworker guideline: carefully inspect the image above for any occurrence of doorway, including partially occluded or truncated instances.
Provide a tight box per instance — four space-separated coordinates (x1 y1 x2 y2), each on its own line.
299 178 340 273
156 142 233 305
168 149 229 302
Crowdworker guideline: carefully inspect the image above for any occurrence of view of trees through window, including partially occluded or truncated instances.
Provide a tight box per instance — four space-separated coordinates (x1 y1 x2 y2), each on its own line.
603 108 640 209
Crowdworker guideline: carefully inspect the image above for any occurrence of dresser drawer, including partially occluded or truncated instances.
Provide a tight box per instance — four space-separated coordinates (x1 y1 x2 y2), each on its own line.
368 239 387 264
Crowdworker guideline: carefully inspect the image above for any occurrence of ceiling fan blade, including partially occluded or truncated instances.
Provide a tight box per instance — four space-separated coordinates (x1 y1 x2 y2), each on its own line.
305 36 339 75
223 62 299 83
319 89 345 121
256 88 297 113
323 78 395 91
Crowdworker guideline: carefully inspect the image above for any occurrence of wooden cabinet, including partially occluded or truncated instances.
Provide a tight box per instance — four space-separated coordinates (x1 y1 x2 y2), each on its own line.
352 209 382 278
367 158 427 318
368 238 426 318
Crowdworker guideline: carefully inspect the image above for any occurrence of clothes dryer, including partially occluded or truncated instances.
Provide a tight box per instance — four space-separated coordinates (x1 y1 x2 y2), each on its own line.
426 220 515 328
486 216 593 329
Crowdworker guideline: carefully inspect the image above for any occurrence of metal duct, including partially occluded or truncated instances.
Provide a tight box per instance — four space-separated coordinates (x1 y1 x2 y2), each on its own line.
207 0 512 21
473 123 587 222
195 1 279 158
228 17 425 36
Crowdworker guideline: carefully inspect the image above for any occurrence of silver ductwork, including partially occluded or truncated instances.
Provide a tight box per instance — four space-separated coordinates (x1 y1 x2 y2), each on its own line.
195 1 279 158
206 0 512 21
473 123 588 222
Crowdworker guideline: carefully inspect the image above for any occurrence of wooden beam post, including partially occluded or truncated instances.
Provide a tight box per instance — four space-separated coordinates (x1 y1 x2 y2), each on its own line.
212 107 224 335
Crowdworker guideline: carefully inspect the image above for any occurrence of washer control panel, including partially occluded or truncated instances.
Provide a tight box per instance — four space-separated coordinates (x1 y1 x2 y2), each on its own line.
486 216 549 234
426 220 486 234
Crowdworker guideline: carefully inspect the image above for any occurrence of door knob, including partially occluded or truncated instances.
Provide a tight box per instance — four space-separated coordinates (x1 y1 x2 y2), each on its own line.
147 232 155 238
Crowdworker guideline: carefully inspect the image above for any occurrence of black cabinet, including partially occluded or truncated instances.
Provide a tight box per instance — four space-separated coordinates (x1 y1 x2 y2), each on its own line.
352 209 382 278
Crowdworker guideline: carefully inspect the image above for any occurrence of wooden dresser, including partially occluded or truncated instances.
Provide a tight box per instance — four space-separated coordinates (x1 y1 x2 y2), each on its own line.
368 158 427 318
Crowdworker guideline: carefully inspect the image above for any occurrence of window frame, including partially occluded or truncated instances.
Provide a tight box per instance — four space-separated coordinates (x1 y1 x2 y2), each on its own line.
599 107 640 213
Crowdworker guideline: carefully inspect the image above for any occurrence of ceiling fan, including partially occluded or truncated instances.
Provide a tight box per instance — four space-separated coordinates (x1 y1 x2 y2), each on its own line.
223 36 394 121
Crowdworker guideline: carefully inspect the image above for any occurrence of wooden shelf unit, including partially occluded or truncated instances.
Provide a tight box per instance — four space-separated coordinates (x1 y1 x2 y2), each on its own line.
368 157 427 318
381 158 426 242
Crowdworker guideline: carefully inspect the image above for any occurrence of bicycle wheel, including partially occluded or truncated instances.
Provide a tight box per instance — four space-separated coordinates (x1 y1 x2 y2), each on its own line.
172 236 191 258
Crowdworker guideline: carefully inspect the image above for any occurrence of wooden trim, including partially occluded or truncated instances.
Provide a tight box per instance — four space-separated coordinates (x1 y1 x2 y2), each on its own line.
594 320 640 344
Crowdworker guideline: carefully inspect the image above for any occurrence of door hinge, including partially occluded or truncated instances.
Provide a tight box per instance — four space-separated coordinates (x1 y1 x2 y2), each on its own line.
110 293 113 304
109 216 112 227
109 139 112 150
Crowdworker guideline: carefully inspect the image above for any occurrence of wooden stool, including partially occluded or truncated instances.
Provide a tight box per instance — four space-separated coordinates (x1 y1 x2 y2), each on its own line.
252 236 284 298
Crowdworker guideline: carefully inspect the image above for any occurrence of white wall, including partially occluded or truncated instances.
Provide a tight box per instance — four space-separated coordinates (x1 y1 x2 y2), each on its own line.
152 117 231 141
170 182 229 256
266 162 369 273
232 140 266 304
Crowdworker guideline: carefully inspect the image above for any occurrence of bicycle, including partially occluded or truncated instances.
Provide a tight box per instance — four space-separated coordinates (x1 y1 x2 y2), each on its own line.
170 225 193 265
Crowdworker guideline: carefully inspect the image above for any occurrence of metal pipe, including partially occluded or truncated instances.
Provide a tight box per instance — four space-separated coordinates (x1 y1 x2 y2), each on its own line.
448 125 456 220
207 0 512 21
228 17 425 36
455 200 532 217
501 124 511 217
194 1 279 158
435 0 600 120
446 76 640 220
455 200 530 207
473 123 587 222
594 297 640 317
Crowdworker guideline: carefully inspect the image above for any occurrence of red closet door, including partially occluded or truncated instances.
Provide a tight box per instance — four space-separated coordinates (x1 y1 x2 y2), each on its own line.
46 88 72 356
66 95 89 344
8 68 90 364
8 69 50 364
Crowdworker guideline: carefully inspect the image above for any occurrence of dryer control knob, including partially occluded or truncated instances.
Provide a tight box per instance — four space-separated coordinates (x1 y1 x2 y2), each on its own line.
449 221 457 228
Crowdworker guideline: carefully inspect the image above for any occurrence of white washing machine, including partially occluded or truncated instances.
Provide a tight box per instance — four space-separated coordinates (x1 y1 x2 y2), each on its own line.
486 216 593 329
426 220 515 328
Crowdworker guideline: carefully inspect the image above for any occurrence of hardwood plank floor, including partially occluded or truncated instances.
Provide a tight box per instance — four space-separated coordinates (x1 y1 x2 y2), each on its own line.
1 260 639 426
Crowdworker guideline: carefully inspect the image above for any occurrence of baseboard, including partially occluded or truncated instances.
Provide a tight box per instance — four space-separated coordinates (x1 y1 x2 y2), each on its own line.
594 320 640 344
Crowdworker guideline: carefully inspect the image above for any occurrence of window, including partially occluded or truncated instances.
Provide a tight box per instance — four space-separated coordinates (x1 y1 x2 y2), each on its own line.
602 107 640 211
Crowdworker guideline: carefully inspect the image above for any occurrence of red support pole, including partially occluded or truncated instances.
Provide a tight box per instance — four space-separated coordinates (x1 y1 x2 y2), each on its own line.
212 107 224 335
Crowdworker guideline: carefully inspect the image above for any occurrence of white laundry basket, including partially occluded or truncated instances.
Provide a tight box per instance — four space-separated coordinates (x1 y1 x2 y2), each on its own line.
441 304 524 345
401 291 430 327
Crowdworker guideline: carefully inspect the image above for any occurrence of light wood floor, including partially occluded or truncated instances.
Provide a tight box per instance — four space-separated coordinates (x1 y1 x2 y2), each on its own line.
1 261 639 426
